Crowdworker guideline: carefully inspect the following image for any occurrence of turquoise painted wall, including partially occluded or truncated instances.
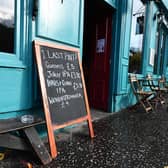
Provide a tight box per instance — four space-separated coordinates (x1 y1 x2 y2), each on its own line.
142 1 168 76
35 0 84 58
1 0 168 118
0 0 84 117
0 67 33 112
109 0 133 112
110 0 168 112
142 1 158 74
0 1 34 117
37 0 81 46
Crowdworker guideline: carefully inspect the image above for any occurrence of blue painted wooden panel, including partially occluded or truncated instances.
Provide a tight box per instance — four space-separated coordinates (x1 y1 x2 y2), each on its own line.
0 67 33 113
104 0 117 8
116 0 132 94
0 1 27 68
108 0 133 112
142 1 153 74
0 0 34 115
142 2 158 73
120 63 128 92
37 0 81 46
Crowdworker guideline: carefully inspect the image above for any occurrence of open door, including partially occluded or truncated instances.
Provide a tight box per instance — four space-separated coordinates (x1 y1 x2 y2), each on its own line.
83 0 113 111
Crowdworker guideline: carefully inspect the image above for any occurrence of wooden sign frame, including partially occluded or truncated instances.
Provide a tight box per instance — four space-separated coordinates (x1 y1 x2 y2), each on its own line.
34 40 94 158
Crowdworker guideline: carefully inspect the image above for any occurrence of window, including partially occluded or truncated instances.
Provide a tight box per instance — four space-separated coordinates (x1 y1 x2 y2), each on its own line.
0 0 15 53
154 25 168 75
0 1 28 68
136 16 144 34
159 33 165 74
129 0 145 74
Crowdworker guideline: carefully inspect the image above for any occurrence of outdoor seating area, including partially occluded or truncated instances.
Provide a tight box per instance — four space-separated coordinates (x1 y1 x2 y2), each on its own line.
129 74 168 113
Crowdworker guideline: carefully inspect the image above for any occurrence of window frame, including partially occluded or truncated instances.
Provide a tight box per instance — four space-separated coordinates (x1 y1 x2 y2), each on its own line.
0 0 27 68
128 0 146 74
154 23 168 75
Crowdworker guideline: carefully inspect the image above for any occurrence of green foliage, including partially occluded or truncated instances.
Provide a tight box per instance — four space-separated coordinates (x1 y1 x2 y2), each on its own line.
129 51 142 73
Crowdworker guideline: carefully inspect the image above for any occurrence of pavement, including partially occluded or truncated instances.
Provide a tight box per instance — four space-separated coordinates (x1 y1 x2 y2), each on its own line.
0 97 168 168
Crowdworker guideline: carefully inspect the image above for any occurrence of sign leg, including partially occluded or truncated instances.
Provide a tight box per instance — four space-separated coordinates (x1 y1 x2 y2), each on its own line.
87 117 95 138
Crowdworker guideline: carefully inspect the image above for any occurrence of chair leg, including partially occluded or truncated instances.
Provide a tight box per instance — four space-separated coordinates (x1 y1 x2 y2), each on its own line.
140 99 154 113
158 92 165 104
150 98 160 110
154 91 165 104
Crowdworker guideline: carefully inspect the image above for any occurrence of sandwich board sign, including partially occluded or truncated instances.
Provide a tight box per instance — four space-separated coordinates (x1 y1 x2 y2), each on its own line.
34 40 94 158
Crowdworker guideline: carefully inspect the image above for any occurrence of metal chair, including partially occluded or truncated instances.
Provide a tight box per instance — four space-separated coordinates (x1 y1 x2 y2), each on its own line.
129 74 155 113
160 75 168 91
146 74 167 104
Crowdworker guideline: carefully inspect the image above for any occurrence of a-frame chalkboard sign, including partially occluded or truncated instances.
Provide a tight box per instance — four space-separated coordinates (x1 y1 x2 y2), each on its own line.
34 40 94 158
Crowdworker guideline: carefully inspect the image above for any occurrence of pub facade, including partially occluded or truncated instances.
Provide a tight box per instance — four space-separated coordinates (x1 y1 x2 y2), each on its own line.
0 0 168 122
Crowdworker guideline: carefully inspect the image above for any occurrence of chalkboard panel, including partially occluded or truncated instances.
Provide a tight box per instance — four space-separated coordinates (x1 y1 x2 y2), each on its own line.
34 40 94 158
40 45 86 124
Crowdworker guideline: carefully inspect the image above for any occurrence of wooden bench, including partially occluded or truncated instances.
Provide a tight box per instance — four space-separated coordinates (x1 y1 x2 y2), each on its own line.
0 116 52 165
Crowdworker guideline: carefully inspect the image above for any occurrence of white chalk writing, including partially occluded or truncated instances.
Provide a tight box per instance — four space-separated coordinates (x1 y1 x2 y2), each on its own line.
48 93 82 105
62 71 80 79
47 71 61 78
73 82 82 90
64 53 77 61
45 61 64 69
55 87 66 94
47 79 72 87
47 51 64 59
66 63 75 71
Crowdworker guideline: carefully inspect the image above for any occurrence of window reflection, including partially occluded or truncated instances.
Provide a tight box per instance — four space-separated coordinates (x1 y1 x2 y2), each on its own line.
129 0 145 74
136 16 144 34
154 27 167 75
0 0 15 53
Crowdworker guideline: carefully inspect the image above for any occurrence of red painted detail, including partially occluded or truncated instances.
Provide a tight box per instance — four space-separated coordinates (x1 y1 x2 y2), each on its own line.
89 15 112 111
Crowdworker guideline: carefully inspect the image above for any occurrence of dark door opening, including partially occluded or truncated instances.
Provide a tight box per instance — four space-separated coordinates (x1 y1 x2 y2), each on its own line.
82 0 113 111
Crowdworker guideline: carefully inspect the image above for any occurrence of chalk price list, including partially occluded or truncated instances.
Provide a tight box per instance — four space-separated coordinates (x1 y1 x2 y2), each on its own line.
41 48 83 109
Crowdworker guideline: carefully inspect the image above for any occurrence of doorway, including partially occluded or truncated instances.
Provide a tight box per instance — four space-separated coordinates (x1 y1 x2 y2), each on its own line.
82 0 113 111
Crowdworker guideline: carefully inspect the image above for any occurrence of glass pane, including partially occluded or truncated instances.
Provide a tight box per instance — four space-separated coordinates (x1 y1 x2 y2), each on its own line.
154 27 167 75
129 0 145 74
136 16 144 34
159 32 166 74
0 0 15 53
